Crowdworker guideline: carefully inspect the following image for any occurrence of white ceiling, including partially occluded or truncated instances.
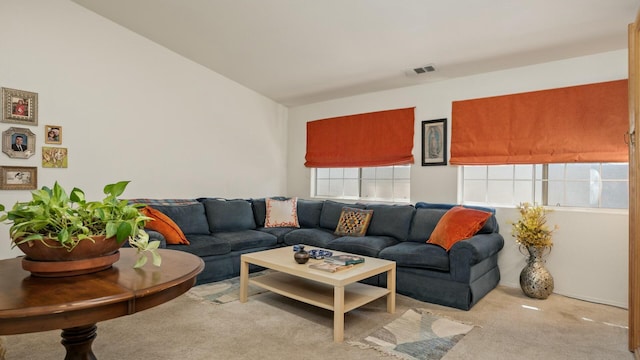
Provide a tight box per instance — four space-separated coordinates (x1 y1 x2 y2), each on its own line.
71 0 637 107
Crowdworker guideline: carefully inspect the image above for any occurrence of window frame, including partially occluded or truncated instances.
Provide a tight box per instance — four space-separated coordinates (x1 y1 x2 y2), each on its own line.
311 165 411 203
460 163 629 210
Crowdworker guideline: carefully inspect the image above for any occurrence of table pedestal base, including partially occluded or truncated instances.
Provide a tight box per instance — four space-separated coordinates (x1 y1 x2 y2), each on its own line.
61 324 97 360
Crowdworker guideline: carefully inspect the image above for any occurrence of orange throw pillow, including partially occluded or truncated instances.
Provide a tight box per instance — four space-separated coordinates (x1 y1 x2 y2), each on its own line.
427 206 491 251
140 206 189 245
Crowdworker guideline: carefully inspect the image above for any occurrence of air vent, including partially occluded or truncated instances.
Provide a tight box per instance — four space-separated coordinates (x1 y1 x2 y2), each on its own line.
413 64 436 74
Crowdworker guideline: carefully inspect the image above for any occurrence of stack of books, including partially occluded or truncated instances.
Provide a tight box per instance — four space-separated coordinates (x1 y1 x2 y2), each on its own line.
308 254 365 273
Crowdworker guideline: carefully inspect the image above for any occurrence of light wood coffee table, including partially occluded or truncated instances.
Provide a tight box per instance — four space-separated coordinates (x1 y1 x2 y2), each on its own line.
239 246 396 342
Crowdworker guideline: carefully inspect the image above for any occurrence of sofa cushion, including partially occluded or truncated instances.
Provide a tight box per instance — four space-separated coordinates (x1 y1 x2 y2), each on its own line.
407 208 447 242
477 215 499 234
378 242 449 271
167 234 230 257
213 230 277 251
152 203 210 235
296 199 324 228
319 200 365 230
334 207 373 237
327 235 398 257
140 206 189 245
427 206 492 251
202 199 256 232
365 204 415 240
257 227 297 244
265 197 300 228
283 228 340 248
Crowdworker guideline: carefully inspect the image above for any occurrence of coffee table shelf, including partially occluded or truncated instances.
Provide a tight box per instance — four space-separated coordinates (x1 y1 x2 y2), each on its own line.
250 271 391 312
240 246 395 342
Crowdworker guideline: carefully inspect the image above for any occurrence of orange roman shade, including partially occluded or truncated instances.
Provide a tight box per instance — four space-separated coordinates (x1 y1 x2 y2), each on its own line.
305 107 415 167
450 79 629 165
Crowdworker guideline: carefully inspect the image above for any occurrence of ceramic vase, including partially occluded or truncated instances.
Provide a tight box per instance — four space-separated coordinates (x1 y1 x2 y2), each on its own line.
519 245 554 299
294 245 310 264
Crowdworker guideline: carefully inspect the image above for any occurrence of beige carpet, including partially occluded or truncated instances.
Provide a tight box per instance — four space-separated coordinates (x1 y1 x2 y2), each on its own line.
1 280 632 360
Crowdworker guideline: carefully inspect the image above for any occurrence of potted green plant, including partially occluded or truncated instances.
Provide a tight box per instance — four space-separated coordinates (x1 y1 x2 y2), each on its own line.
0 180 161 271
511 202 558 299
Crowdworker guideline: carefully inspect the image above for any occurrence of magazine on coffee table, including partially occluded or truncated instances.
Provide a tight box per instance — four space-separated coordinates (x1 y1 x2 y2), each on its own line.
324 254 365 266
309 262 354 273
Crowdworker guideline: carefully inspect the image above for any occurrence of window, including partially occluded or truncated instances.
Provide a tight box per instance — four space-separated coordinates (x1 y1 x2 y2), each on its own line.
462 163 628 209
313 165 410 202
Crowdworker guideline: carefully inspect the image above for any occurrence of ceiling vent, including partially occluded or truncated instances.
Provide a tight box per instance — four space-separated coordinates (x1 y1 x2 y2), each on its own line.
413 64 436 74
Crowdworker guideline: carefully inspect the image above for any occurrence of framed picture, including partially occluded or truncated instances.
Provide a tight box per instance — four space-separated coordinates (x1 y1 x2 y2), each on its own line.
0 166 37 190
45 125 62 144
2 127 36 159
421 118 447 166
2 87 38 125
42 146 68 168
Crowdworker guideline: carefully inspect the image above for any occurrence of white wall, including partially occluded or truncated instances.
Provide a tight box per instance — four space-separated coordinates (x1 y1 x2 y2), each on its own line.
0 1 289 259
287 50 629 308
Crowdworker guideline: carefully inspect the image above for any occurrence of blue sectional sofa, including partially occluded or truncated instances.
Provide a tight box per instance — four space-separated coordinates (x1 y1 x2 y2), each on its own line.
129 197 504 310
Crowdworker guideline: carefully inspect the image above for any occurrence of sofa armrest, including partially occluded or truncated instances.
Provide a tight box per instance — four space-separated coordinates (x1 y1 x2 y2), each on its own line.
145 229 168 248
448 233 504 282
450 233 504 261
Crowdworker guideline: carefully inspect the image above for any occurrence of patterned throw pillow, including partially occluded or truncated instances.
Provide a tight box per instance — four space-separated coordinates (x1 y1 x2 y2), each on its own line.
265 197 300 228
334 207 374 237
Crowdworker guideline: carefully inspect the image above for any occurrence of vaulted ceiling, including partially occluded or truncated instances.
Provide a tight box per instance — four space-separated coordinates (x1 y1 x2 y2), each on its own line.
71 0 637 106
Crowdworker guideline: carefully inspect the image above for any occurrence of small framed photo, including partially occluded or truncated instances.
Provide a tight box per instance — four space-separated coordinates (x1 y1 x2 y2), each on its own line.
45 125 62 144
0 166 37 190
2 87 38 125
2 127 36 159
421 118 448 166
42 146 68 168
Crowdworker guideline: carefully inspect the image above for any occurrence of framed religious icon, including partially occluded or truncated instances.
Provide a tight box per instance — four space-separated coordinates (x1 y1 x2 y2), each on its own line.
0 166 37 190
421 118 447 166
2 87 38 125
2 127 36 159
45 125 62 144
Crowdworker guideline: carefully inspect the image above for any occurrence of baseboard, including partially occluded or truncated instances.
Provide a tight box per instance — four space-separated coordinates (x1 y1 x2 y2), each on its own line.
500 282 628 309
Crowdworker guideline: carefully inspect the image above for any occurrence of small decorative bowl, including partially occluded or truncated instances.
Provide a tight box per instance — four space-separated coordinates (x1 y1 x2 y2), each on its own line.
308 249 332 259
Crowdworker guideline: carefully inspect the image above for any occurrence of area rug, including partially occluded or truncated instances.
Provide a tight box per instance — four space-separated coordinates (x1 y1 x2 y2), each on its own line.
186 270 271 304
348 308 475 360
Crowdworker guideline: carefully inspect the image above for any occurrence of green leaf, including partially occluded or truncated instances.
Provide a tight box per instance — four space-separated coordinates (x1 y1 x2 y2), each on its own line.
116 221 132 242
105 222 118 239
94 207 106 221
151 250 162 267
147 240 161 250
104 181 130 198
134 254 148 268
58 228 70 243
52 182 68 203
15 234 44 243
69 187 85 203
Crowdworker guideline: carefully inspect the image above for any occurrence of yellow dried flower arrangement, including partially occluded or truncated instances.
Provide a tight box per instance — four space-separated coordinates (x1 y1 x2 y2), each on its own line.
511 202 558 248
